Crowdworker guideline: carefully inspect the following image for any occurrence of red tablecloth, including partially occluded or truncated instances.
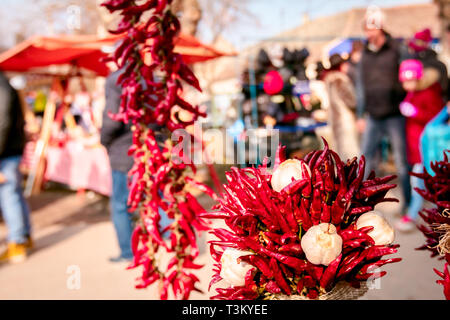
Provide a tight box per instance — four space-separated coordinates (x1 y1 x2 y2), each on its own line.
45 141 112 196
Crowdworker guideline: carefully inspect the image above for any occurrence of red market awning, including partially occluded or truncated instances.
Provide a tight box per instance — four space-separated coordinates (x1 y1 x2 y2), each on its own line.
0 35 115 76
0 33 236 76
173 33 233 64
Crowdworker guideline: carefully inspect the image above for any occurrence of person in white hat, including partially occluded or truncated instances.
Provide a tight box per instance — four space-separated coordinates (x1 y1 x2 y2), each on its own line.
358 6 412 215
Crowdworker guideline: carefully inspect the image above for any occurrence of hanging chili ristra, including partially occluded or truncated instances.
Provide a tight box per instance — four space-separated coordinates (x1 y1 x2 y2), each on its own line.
101 0 215 300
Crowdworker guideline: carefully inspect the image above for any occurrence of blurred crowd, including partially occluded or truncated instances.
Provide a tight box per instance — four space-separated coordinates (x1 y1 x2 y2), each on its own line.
238 7 450 232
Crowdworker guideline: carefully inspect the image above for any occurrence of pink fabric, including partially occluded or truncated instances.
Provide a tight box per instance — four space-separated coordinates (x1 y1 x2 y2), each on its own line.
45 141 112 196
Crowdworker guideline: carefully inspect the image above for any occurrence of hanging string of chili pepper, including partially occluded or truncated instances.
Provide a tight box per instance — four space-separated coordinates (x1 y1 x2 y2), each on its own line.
101 0 215 299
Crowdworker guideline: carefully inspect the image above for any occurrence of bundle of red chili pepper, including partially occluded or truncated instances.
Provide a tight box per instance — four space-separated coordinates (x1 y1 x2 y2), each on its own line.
413 150 450 300
205 141 401 299
101 0 215 299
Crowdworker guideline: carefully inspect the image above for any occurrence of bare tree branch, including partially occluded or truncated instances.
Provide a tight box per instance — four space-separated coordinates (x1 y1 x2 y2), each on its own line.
198 0 258 44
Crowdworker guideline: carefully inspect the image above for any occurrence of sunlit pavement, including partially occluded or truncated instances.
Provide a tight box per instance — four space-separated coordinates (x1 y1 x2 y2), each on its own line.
0 190 214 300
0 184 446 300
359 190 445 300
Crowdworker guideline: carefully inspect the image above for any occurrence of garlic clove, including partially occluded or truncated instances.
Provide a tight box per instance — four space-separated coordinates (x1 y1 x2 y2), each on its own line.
301 223 342 266
220 248 254 287
271 159 311 192
356 212 395 246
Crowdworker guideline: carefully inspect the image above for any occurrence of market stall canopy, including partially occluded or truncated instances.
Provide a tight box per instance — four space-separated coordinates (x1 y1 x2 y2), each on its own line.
172 34 236 64
0 35 114 76
0 33 237 76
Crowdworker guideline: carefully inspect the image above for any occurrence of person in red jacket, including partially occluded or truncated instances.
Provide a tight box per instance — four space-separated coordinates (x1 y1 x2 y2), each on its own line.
395 59 445 231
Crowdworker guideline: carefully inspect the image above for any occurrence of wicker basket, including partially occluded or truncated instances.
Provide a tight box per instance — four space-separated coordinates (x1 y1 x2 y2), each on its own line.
271 281 369 300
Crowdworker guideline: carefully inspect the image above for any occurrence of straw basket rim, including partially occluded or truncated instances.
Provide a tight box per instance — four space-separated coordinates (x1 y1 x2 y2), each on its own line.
270 281 369 300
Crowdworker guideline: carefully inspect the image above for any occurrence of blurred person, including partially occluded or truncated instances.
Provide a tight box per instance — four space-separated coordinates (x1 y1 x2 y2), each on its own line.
307 61 330 113
101 67 135 262
420 103 450 178
101 62 170 262
71 91 97 135
268 43 284 68
309 61 335 150
323 54 359 161
395 60 444 231
346 40 366 121
0 71 32 264
358 7 411 212
445 24 450 103
408 28 448 101
346 40 365 84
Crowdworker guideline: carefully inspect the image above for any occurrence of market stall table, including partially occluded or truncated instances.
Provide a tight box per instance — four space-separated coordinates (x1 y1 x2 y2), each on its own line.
44 141 112 196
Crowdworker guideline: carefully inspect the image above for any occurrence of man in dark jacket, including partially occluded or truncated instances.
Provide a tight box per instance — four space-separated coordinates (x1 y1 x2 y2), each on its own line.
358 9 411 212
101 69 135 262
0 71 32 264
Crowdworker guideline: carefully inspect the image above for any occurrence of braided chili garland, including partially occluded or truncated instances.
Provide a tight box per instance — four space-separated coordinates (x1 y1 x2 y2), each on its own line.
101 0 215 299
414 150 450 300
206 141 401 300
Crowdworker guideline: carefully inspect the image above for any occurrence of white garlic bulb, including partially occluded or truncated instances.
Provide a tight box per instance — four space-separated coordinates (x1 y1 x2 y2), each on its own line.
301 223 343 266
220 248 254 287
271 159 311 192
356 212 395 246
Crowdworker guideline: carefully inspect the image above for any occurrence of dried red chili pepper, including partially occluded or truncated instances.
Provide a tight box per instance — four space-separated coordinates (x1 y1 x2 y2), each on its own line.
270 258 292 295
434 260 450 300
365 245 398 261
320 254 342 290
278 243 304 256
310 188 323 225
354 270 387 280
356 184 397 199
307 289 319 299
359 258 402 274
280 178 309 195
320 204 332 224
340 229 375 245
344 156 366 203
